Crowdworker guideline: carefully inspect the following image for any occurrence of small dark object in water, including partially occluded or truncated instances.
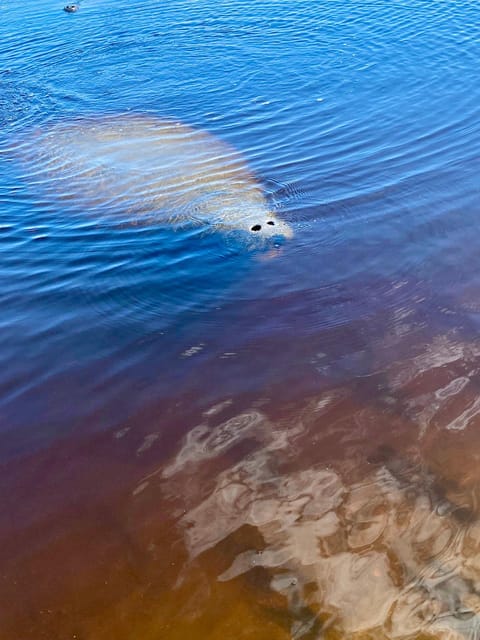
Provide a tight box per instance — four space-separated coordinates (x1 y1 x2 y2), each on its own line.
64 4 79 12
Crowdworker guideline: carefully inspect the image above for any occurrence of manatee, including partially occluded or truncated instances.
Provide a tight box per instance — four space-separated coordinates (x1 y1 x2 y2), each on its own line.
17 113 293 239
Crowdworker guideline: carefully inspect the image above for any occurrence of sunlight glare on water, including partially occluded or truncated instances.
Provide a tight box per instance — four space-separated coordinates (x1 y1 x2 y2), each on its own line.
1 0 480 637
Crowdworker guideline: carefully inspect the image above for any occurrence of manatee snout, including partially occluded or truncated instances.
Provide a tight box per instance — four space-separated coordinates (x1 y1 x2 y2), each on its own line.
249 215 293 239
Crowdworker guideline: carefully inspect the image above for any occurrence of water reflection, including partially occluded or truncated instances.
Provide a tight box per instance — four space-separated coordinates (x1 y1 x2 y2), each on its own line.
2 331 480 638
160 338 480 639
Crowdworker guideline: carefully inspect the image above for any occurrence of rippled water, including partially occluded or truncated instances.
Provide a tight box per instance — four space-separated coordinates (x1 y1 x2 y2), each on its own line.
1 0 480 637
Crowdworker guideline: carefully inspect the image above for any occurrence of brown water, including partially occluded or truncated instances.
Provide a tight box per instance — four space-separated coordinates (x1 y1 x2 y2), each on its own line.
4 324 480 640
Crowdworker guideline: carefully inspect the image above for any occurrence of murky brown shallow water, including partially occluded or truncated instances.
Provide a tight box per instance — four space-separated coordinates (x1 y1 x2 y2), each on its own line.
3 326 480 640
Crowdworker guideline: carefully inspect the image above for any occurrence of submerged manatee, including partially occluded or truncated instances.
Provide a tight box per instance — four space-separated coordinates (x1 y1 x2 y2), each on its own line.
18 114 293 239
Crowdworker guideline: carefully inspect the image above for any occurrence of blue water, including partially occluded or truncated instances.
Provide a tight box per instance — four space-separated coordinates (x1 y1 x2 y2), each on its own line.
2 2 480 636
1 0 480 458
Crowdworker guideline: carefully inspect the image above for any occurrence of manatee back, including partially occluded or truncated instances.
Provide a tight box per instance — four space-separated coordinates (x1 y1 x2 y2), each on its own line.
16 114 267 224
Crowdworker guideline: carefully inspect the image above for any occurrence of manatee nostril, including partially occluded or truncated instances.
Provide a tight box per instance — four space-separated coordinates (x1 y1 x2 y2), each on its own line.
267 220 275 226
251 224 262 231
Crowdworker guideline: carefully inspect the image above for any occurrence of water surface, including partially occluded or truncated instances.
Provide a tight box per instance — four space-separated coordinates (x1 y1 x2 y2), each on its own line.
1 0 480 637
